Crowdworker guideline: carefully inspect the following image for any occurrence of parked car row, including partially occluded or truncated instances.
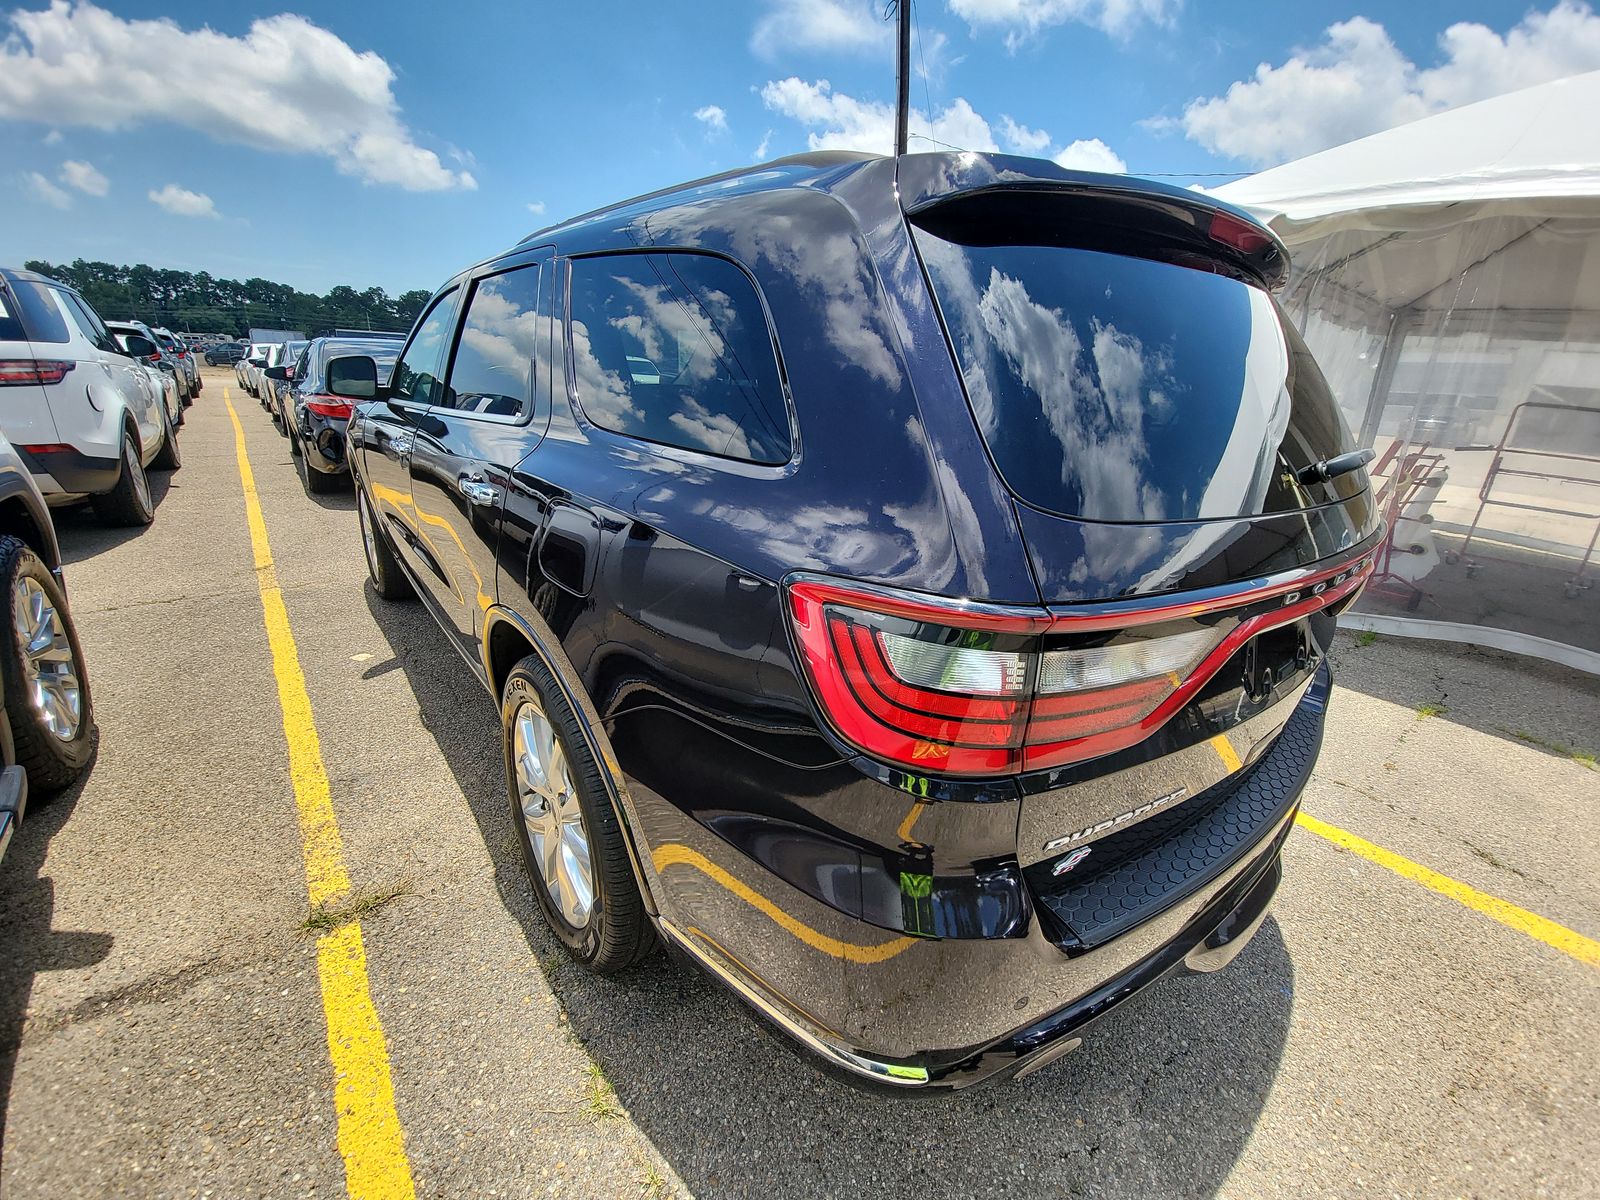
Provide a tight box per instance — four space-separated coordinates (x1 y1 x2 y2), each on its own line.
0 265 184 529
299 152 1378 1091
0 267 117 865
244 331 401 498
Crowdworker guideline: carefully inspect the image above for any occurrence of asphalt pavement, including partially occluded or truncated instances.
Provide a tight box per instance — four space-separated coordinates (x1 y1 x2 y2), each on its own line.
0 367 1595 1199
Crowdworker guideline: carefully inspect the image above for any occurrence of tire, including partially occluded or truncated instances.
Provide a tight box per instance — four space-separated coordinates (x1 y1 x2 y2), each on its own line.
0 538 94 793
294 435 340 495
90 430 155 527
151 405 181 471
357 485 413 600
503 653 654 973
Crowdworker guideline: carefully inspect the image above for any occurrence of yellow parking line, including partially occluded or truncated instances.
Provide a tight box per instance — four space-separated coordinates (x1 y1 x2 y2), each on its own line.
1202 730 1597 969
1294 811 1600 969
226 394 417 1199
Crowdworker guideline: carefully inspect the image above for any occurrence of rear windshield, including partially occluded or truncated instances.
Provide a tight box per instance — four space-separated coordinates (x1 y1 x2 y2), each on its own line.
914 231 1360 522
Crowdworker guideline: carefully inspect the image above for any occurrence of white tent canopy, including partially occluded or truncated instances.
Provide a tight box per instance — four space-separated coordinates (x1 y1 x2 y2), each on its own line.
1214 70 1600 225
1213 72 1600 672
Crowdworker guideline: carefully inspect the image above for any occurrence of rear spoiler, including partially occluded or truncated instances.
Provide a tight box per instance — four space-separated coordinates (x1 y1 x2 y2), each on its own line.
896 152 1288 290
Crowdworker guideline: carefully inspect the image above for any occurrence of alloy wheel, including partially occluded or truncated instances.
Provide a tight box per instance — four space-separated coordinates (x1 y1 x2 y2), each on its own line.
512 698 594 928
126 439 151 512
12 576 82 741
358 493 380 581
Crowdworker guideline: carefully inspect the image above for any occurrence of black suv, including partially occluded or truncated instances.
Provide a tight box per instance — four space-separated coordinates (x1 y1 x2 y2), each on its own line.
338 152 1378 1090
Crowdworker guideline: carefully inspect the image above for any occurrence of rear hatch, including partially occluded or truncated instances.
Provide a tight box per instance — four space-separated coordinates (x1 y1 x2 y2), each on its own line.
0 274 68 448
900 157 1379 946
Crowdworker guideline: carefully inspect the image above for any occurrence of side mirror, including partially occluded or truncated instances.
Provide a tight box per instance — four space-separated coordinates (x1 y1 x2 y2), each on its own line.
121 334 158 358
326 354 379 400
263 365 288 381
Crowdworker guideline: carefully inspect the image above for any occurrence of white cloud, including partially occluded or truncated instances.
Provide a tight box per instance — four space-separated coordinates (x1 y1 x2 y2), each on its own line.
1176 2 1600 166
526 200 546 215
42 128 61 145
751 0 886 59
0 2 475 191
59 158 107 195
694 104 728 134
1052 138 1127 172
950 0 1179 47
24 170 71 208
148 183 218 218
760 77 1125 172
760 77 999 154
999 115 1052 154
754 129 774 160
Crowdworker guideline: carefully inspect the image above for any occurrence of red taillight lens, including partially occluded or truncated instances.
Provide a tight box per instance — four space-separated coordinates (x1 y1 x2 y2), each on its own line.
0 359 74 386
1209 211 1273 255
787 557 1372 778
303 396 353 419
147 353 161 363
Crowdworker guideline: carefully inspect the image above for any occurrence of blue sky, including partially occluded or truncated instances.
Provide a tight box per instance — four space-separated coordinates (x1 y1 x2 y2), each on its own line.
3 0 1597 295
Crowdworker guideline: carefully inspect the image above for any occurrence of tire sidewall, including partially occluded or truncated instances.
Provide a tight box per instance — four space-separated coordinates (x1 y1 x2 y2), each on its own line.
502 662 609 963
0 539 94 782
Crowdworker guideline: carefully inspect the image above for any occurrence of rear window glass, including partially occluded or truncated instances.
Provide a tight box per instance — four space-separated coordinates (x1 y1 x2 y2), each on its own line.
0 279 70 344
567 252 790 464
914 231 1360 522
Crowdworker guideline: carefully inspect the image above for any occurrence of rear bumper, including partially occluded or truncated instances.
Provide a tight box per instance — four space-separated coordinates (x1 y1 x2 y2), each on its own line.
652 665 1329 1091
299 414 349 475
18 447 119 496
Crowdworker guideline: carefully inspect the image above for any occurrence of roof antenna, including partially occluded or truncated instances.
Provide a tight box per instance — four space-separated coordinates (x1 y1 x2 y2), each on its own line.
888 0 911 156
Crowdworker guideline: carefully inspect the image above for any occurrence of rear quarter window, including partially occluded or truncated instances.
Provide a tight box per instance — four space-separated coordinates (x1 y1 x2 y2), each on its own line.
0 279 70 344
567 252 791 465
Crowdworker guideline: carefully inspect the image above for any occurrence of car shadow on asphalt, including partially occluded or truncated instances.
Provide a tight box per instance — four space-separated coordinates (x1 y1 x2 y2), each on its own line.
0 742 113 1170
364 589 1295 1200
52 472 176 566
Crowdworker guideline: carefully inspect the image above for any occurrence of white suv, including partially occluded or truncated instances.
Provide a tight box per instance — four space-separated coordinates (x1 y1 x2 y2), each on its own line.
0 266 180 526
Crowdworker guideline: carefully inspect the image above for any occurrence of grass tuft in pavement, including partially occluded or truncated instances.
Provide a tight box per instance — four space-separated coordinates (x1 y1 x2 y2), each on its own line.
1354 630 1380 647
582 1062 624 1120
299 880 414 936
1415 702 1448 719
1502 727 1598 771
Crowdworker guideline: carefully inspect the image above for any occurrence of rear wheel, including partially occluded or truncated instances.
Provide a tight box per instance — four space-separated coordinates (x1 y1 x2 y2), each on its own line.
503 654 653 973
294 435 340 496
90 431 154 527
357 485 413 600
0 538 94 793
151 406 181 471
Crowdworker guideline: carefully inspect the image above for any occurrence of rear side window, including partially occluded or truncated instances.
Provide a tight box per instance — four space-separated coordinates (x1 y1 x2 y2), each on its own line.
567 252 790 464
914 230 1361 522
0 279 70 344
442 263 543 419
57 289 119 355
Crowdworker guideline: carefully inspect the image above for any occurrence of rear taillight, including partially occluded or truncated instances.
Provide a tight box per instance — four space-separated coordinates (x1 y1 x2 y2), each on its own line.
787 555 1372 777
303 396 353 419
0 359 74 386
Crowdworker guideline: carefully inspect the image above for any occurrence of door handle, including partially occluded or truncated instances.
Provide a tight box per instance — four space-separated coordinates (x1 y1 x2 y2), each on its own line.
459 477 497 506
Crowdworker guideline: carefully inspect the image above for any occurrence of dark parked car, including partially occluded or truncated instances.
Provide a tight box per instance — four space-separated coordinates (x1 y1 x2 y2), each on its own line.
266 337 397 496
261 339 309 428
339 152 1378 1090
205 341 246 366
0 431 96 862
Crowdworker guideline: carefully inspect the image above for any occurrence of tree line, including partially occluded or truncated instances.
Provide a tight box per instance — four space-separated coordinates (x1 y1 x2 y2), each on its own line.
22 258 432 339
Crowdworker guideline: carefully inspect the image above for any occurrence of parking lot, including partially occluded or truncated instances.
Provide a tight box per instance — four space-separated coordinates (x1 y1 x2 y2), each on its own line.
0 365 1594 1199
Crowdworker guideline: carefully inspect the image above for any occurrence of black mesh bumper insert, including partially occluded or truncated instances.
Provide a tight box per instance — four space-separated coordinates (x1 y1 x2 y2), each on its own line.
1027 689 1325 951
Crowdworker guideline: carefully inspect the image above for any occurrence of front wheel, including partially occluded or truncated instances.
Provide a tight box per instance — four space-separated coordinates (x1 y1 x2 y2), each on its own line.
0 538 94 793
503 654 654 974
90 432 154 527
357 485 413 600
